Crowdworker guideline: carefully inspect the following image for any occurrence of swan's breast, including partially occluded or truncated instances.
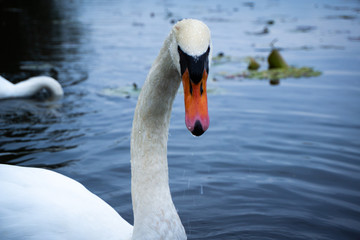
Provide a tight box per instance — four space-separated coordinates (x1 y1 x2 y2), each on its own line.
0 164 133 240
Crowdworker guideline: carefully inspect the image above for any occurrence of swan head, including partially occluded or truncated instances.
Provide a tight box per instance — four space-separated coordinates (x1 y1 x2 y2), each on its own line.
170 19 212 136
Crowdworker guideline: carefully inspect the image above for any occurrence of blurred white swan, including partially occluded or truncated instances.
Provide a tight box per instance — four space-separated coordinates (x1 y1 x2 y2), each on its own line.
0 18 212 240
0 75 63 100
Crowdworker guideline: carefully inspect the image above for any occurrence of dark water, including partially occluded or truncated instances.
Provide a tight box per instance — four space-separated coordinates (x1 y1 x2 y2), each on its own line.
1 0 360 239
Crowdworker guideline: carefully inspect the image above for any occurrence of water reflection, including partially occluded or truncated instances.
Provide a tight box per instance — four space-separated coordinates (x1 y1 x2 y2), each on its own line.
270 78 280 85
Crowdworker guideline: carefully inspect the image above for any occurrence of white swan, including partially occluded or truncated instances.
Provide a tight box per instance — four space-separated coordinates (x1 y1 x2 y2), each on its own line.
0 75 63 100
0 19 212 240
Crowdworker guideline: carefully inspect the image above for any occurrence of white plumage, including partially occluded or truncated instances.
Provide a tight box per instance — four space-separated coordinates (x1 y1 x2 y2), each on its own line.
0 164 132 240
0 75 63 100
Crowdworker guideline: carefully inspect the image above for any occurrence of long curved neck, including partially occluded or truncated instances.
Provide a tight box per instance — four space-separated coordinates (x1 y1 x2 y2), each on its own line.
130 35 186 240
0 76 63 100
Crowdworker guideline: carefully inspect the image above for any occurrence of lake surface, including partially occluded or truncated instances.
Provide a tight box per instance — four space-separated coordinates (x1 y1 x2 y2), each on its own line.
1 0 360 239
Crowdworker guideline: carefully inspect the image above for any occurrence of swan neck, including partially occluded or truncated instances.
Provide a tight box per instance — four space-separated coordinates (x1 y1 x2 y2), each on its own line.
130 34 186 239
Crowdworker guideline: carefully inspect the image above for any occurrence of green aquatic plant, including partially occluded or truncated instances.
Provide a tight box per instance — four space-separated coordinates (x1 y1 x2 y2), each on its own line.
247 57 260 70
219 66 321 80
213 50 321 81
268 49 288 69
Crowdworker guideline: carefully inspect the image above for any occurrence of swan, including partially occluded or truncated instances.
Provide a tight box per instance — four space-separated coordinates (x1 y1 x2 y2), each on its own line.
0 75 63 100
0 19 212 240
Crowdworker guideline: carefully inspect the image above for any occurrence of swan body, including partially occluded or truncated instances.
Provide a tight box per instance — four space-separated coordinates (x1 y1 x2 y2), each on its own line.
0 19 212 240
0 164 132 240
0 75 63 100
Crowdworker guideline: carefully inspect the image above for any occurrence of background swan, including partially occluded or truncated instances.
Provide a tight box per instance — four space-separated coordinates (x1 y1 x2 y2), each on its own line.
0 18 212 240
0 75 63 100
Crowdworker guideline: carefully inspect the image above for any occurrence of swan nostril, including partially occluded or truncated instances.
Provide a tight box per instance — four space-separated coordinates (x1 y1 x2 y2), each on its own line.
191 120 204 136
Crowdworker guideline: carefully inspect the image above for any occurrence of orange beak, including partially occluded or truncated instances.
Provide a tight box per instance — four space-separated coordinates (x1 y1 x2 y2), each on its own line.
182 68 209 136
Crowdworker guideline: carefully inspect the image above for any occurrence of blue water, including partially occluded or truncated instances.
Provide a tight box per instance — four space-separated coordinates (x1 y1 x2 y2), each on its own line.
1 0 360 239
